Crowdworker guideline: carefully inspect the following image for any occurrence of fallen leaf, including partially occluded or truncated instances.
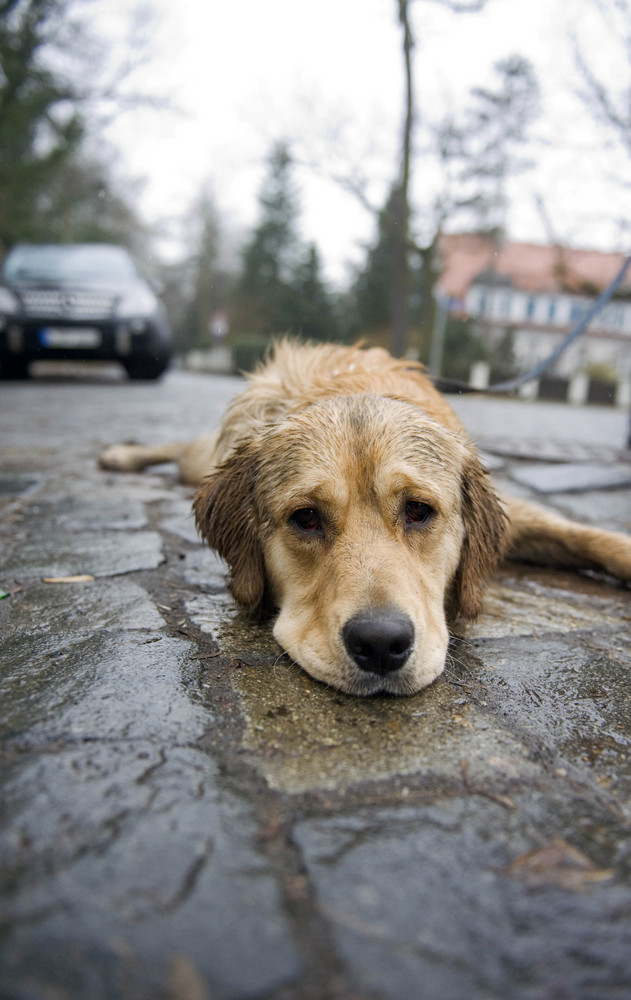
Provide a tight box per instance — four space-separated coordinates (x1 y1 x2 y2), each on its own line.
42 574 95 584
501 838 613 890
167 954 210 1000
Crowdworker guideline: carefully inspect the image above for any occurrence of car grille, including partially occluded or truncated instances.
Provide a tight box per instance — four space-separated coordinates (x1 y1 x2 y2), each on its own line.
20 289 117 320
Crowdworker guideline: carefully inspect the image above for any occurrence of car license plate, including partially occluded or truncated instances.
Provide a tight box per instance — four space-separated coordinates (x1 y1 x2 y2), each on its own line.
39 327 101 348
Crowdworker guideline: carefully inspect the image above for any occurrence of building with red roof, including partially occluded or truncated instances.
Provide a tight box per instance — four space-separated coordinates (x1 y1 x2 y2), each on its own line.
437 234 631 384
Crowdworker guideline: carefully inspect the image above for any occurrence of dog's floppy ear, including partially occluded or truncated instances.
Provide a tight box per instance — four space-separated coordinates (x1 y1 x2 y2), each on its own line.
193 446 266 611
447 454 507 621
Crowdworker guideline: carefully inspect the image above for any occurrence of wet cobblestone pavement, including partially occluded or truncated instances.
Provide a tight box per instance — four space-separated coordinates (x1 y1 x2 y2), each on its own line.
1 366 631 1000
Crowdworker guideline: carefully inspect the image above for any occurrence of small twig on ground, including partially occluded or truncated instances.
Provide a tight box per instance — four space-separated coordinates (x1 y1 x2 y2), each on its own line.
460 759 517 810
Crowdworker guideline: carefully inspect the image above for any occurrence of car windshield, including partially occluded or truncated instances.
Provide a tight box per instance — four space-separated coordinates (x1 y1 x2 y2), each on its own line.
3 245 137 285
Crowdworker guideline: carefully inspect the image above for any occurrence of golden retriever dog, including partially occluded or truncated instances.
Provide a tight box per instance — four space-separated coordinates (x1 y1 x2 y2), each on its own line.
99 341 631 696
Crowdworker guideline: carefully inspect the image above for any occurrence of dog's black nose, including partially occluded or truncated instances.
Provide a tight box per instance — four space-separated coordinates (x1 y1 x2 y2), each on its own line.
342 608 415 675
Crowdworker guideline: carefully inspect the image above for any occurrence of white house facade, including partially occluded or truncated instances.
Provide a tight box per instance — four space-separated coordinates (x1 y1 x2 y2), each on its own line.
465 282 631 378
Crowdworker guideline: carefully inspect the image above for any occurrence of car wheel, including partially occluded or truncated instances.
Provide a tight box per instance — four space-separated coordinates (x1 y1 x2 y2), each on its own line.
123 357 170 381
0 358 30 380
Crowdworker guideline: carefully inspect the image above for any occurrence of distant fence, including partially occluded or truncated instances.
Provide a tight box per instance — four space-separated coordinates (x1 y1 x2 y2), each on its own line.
184 347 234 375
184 350 630 408
469 361 630 408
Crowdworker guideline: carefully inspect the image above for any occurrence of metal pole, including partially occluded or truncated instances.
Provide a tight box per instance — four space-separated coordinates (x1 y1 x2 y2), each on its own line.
428 297 448 377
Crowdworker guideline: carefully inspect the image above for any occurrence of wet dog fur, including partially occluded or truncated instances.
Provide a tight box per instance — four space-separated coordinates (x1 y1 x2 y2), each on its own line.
99 341 631 695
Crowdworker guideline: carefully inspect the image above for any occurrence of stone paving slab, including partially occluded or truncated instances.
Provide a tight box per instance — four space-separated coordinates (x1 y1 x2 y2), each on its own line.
477 436 626 464
554 488 631 531
21 497 150 532
0 584 300 999
294 798 631 1000
160 496 203 545
509 461 631 493
470 576 628 637
2 528 164 580
1 741 301 1000
1 576 165 636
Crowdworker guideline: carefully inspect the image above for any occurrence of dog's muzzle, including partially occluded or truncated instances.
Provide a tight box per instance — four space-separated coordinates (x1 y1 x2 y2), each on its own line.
342 607 415 676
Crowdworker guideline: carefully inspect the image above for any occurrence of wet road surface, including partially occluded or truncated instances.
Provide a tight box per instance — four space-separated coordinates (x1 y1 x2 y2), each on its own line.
1 364 631 1000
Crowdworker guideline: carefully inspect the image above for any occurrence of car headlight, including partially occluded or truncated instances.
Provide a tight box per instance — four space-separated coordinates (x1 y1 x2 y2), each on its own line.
115 285 158 319
0 286 19 314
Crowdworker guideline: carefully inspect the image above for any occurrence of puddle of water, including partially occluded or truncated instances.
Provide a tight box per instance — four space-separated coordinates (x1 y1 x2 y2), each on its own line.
0 475 40 497
231 659 538 793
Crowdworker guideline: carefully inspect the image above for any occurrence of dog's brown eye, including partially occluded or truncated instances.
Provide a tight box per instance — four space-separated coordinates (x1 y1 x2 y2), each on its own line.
290 507 323 534
405 501 434 527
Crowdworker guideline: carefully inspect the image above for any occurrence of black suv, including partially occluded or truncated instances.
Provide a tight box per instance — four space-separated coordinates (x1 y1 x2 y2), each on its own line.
0 243 172 380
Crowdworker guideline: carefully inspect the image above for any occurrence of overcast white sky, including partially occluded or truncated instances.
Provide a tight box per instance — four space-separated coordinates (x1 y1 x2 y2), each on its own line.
101 0 631 283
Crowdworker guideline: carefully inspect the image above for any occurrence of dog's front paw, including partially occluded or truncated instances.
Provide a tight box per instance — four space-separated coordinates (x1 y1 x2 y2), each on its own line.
98 444 144 472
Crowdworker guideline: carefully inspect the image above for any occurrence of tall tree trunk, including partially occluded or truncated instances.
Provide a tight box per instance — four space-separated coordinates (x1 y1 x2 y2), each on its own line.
388 184 410 357
390 0 415 357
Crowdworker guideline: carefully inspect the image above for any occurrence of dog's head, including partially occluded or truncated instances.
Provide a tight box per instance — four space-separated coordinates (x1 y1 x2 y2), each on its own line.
194 395 506 695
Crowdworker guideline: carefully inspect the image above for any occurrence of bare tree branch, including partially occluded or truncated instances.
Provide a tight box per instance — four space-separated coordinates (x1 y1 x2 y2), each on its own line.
573 0 631 157
418 0 488 9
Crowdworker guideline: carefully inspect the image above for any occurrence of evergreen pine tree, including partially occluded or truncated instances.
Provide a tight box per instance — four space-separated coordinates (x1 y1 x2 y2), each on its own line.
234 142 339 342
352 184 412 337
292 244 340 342
235 142 302 336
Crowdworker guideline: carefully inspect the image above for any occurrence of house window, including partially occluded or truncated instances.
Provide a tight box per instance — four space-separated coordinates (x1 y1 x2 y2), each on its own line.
608 306 625 329
498 292 512 318
525 295 536 319
547 298 557 322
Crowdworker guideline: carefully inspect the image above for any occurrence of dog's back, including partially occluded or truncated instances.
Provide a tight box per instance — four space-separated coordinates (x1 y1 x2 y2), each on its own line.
213 340 466 467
